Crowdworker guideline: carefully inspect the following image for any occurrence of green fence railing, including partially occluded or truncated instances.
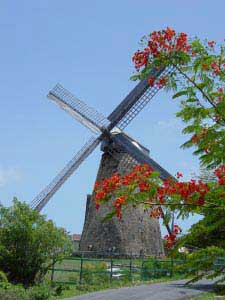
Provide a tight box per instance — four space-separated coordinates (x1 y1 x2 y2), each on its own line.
48 255 225 286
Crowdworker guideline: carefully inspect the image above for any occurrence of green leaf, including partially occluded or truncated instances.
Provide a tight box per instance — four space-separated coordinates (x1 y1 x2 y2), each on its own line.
102 211 116 222
172 91 188 99
130 74 140 81
186 98 198 103
196 83 206 89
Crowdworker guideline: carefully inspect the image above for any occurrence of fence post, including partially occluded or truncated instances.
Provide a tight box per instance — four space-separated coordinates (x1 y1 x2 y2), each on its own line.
170 256 174 278
196 260 199 276
50 259 55 285
79 253 84 285
153 257 157 278
129 253 132 282
110 257 113 283
205 254 208 273
141 254 144 280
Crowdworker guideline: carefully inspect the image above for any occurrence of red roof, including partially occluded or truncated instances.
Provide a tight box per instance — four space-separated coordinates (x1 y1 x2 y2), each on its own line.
72 234 81 241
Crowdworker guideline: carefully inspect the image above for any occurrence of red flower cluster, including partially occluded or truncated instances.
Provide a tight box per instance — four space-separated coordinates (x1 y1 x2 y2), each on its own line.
175 33 189 51
113 196 127 219
156 76 168 89
201 59 223 77
94 163 212 215
132 48 150 70
94 173 121 209
211 61 220 76
201 64 210 71
94 163 212 213
122 164 153 187
191 134 199 144
176 172 183 179
94 164 153 212
94 163 224 247
214 165 225 185
139 180 150 192
208 41 215 47
191 128 208 145
157 177 209 206
164 225 182 248
148 75 167 89
149 205 163 218
132 27 191 76
148 77 155 86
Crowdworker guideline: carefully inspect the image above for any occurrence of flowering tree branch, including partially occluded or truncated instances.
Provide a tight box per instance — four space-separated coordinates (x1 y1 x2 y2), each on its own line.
93 28 225 252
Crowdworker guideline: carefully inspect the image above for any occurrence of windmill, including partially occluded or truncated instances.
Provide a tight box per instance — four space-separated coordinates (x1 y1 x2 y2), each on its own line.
30 65 174 256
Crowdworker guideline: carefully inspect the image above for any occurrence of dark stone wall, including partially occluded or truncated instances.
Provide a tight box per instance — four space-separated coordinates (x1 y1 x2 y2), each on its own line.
80 146 165 257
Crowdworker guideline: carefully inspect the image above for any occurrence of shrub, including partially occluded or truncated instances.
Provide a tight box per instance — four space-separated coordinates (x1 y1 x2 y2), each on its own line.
0 283 27 300
0 270 8 282
0 198 72 286
27 285 51 300
0 283 51 300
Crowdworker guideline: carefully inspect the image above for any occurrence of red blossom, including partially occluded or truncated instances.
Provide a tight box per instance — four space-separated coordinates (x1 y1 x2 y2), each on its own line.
208 40 215 47
214 165 225 185
113 196 127 219
191 134 199 144
148 77 155 86
173 224 182 234
94 181 100 190
201 64 209 71
150 206 162 218
164 224 182 248
197 197 205 206
156 76 167 89
95 202 100 210
211 61 220 75
95 190 107 200
132 49 149 70
164 27 175 41
139 181 150 192
176 172 183 179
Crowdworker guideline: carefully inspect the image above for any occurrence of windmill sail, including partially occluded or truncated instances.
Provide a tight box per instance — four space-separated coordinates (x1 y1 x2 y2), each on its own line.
31 137 100 211
48 84 110 134
108 66 174 130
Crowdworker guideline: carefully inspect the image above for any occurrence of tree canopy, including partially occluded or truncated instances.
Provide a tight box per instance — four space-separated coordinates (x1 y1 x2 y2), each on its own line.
0 198 72 286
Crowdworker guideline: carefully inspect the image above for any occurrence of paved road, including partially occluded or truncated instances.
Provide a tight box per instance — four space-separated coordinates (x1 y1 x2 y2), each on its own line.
63 279 214 300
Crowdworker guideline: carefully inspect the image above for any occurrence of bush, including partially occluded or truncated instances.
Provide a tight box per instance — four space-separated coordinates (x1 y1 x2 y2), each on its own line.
0 198 72 286
27 285 51 300
141 258 172 279
0 283 27 300
0 270 8 282
0 283 51 300
52 283 70 296
175 246 225 283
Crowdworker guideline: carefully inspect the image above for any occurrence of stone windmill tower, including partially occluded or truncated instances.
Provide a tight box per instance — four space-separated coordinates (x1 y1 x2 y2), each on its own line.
30 66 173 256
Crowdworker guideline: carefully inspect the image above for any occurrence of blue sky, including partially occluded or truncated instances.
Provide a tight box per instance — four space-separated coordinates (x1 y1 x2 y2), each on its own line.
0 0 224 236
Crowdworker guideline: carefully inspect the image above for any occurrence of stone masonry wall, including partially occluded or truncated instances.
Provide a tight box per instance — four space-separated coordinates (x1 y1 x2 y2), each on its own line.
79 145 165 257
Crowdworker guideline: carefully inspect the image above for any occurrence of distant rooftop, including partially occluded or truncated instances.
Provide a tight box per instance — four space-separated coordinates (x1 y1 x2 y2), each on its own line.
71 234 81 241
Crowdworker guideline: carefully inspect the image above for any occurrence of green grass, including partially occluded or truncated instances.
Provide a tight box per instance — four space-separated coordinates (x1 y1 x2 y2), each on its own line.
190 293 225 299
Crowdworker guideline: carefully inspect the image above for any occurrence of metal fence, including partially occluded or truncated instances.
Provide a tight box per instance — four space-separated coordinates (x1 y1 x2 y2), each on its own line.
47 254 225 286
